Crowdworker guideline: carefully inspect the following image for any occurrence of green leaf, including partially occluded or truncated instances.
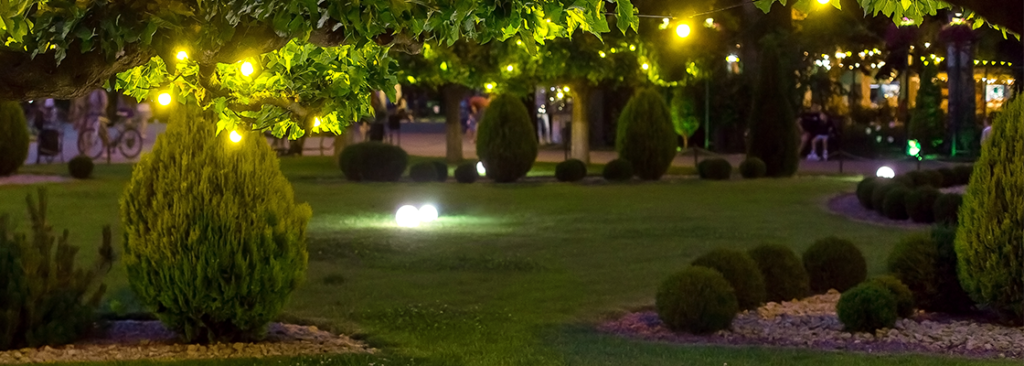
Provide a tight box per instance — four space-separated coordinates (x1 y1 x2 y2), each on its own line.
753 0 774 13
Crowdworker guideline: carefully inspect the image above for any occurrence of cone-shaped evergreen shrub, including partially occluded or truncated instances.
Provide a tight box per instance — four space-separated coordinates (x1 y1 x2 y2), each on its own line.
121 106 312 343
904 186 940 223
955 97 1024 320
691 249 766 310
0 101 29 177
856 178 879 209
868 276 915 318
555 159 587 182
882 186 911 220
616 89 676 180
603 159 633 182
739 157 767 179
656 267 738 334
454 163 479 183
746 35 798 177
933 193 962 226
837 282 898 332
747 244 810 302
475 95 537 183
803 237 867 293
432 161 449 182
339 142 408 182
409 162 439 183
68 155 94 180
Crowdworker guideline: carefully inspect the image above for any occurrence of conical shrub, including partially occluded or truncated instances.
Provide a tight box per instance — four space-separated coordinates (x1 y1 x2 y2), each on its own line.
746 35 798 177
0 101 29 177
616 89 676 180
121 106 312 343
955 97 1024 320
475 95 538 183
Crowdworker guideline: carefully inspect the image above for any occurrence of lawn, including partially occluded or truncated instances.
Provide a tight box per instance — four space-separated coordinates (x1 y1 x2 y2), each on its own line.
1 157 1013 366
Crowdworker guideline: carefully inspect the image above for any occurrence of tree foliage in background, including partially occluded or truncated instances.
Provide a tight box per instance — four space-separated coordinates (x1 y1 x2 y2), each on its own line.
909 64 945 155
670 87 700 148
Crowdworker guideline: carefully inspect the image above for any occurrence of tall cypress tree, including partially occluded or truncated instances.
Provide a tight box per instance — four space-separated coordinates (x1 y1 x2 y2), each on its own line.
747 34 798 177
909 64 944 156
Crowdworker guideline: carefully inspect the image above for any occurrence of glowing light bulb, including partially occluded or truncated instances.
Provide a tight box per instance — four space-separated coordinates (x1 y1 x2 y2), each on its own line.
506 64 514 72
157 93 171 106
240 61 254 76
176 50 188 60
485 83 495 91
599 51 606 58
440 62 448 71
418 205 438 223
314 117 321 127
229 130 242 143
675 24 691 38
876 166 895 179
476 161 486 176
563 86 570 93
726 55 739 63
396 205 420 228
817 0 829 4
642 63 650 70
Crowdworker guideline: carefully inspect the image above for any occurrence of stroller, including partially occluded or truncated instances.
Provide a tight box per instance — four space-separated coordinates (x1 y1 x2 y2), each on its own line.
34 99 64 164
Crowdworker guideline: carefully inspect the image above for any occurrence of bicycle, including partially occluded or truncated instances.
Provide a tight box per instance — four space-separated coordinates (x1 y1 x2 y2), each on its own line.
77 114 144 160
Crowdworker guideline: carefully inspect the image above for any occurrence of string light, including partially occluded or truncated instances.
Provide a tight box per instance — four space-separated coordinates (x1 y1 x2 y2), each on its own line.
229 131 242 143
642 63 650 70
176 50 188 60
157 93 172 106
675 24 691 38
240 61 254 76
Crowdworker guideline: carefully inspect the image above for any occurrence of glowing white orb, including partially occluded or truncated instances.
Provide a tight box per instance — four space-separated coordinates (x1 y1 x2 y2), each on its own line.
876 166 895 179
419 205 438 223
476 161 486 176
676 24 691 38
229 130 242 143
817 0 829 4
240 61 255 76
157 93 172 106
396 205 421 227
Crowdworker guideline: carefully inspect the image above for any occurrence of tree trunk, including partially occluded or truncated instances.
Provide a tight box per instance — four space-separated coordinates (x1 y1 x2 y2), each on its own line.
441 84 466 163
570 83 590 164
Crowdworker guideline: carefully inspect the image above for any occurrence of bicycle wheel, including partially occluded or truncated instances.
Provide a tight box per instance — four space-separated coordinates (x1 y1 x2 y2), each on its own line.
77 128 104 159
118 127 144 159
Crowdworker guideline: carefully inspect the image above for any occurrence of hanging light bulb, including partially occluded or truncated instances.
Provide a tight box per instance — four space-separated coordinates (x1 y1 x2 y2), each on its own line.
240 61 255 76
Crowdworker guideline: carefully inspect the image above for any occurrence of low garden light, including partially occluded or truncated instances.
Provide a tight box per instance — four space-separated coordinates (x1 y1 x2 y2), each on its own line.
419 205 439 223
229 130 242 143
876 166 895 179
240 61 255 77
396 205 420 228
907 140 922 157
157 92 172 106
675 24 691 38
476 161 486 176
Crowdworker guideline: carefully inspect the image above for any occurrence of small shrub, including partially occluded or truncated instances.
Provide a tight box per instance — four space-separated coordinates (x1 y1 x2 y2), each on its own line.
892 174 915 188
409 162 439 183
882 186 911 220
691 249 766 310
603 159 633 182
929 226 974 313
923 170 944 188
1 188 114 350
867 276 915 318
339 142 409 182
837 282 898 332
937 168 957 188
655 267 738 334
432 161 449 182
68 155 95 179
698 158 732 180
904 171 929 187
933 193 962 226
454 163 479 184
747 244 810 302
616 89 677 180
904 186 940 223
0 101 29 177
871 182 905 215
475 94 538 183
887 233 936 310
952 164 973 185
555 159 587 182
803 237 867 293
856 178 879 209
739 158 767 179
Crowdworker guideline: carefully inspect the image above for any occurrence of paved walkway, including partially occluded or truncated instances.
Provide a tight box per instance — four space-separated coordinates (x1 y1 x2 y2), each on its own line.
25 122 963 177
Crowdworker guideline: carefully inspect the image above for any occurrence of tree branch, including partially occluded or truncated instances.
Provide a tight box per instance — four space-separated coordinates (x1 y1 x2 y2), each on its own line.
943 0 1022 35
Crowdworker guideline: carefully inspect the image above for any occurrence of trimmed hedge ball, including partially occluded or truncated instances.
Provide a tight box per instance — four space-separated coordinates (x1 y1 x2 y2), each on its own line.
904 186 940 223
454 163 479 184
339 142 408 182
856 177 879 209
937 168 957 188
747 244 811 303
882 186 911 220
867 275 915 318
432 161 449 182
837 282 899 333
68 155 94 179
655 267 739 334
409 162 439 183
803 237 867 293
739 158 767 179
603 159 634 182
872 182 904 215
698 158 732 180
933 193 962 226
691 249 767 310
555 159 587 182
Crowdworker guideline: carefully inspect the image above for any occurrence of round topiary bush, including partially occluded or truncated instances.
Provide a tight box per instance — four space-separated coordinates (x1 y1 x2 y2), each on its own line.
923 170 944 188
67 155 94 179
121 106 312 343
904 186 940 223
882 186 911 220
803 237 867 293
904 171 929 188
603 159 633 182
739 157 767 179
475 95 538 183
0 101 29 177
933 193 962 226
454 162 479 184
955 97 1024 320
616 89 677 180
867 275 915 318
836 282 898 333
937 168 957 188
871 182 904 215
952 164 973 186
891 174 915 189
432 161 449 182
691 249 766 310
698 158 732 180
747 244 810 303
555 159 587 182
339 142 408 182
409 162 439 183
655 266 739 334
856 177 879 209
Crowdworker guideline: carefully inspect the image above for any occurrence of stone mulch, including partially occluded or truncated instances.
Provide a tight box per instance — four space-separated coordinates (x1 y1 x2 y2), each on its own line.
0 174 70 186
600 290 1024 359
0 321 372 364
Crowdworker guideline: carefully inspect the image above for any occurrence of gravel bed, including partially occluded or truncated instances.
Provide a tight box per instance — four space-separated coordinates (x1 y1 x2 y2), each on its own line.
600 290 1024 359
0 321 372 364
826 193 928 229
0 174 70 186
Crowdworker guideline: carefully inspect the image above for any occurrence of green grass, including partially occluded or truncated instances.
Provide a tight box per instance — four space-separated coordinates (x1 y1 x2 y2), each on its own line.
1 156 1005 366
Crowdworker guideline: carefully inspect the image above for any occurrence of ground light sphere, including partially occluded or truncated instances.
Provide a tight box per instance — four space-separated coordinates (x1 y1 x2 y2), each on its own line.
396 205 421 228
476 161 486 176
419 205 438 223
877 166 895 179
